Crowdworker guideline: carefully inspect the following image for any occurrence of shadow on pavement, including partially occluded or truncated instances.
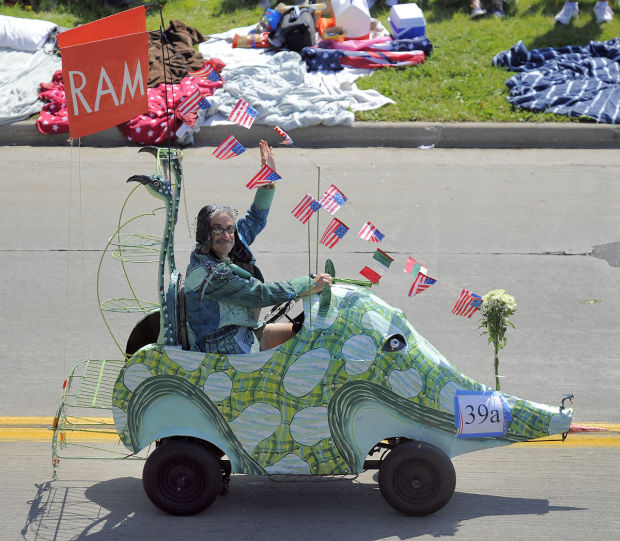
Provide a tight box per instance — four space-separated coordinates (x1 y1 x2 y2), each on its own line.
22 475 584 540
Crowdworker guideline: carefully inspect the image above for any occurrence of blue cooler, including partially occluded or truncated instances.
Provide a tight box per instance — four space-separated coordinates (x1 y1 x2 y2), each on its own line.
388 3 426 39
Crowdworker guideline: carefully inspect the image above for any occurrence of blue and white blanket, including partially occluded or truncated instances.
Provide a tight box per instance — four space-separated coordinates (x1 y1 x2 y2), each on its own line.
493 39 620 124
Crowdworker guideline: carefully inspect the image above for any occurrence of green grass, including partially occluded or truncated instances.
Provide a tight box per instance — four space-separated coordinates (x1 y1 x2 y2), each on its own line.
2 0 620 122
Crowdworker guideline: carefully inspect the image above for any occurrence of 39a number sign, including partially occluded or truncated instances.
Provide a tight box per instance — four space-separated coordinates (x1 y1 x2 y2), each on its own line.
454 391 512 438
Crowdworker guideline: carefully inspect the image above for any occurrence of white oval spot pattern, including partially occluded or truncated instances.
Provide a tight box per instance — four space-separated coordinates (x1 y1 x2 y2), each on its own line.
361 311 407 339
389 368 423 399
290 406 331 446
203 372 233 402
438 381 467 413
341 334 375 375
265 453 311 474
229 402 281 452
283 348 331 397
548 412 571 435
164 346 205 371
227 349 274 373
123 363 153 392
112 406 127 432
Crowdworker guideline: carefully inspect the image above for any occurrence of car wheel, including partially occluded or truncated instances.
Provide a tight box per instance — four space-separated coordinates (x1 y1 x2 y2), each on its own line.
143 439 223 515
378 441 456 516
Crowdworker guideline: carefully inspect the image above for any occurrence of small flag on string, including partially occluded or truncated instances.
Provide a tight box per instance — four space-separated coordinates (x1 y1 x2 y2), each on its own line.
274 125 294 145
177 89 211 117
188 61 222 82
360 248 394 284
320 218 349 249
246 164 281 189
228 98 258 129
213 135 246 160
404 257 427 276
292 193 321 224
358 221 385 243
318 184 347 215
408 273 437 297
452 289 483 318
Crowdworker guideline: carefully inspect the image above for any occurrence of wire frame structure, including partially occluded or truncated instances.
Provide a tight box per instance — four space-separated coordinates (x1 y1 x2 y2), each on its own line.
51 359 146 476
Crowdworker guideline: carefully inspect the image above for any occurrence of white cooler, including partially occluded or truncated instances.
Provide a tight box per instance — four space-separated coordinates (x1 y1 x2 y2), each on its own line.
388 3 426 39
330 0 372 39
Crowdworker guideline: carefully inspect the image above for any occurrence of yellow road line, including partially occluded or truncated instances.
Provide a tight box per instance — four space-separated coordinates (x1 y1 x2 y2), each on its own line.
1 418 619 446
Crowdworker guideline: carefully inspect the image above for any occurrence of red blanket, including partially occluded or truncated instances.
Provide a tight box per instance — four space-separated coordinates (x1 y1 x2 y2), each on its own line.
37 62 224 144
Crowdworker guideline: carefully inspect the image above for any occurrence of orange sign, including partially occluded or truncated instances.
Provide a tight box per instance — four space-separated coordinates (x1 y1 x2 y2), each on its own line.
58 6 149 139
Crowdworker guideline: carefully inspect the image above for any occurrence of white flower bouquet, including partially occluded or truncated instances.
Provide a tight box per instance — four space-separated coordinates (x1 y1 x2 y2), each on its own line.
479 289 517 391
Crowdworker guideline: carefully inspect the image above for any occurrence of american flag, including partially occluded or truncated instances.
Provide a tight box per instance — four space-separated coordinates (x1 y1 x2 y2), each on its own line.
320 218 349 249
213 135 246 160
274 125 294 145
292 193 321 224
318 184 347 215
452 289 483 318
177 89 211 116
188 61 222 82
228 98 258 129
359 248 393 284
408 273 437 297
246 164 281 189
358 221 385 243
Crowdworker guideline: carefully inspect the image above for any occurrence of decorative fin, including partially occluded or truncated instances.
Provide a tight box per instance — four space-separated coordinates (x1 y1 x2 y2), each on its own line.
325 259 336 278
318 284 331 317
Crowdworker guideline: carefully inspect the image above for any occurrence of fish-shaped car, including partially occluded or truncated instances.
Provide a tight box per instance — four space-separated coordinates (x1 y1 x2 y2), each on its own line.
112 282 573 516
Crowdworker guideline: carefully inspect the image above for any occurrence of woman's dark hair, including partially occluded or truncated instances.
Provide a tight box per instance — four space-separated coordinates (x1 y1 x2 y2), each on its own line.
195 204 253 264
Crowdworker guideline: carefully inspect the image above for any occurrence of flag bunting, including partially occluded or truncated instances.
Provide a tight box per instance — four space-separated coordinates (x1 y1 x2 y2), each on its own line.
188 61 222 82
213 135 246 160
452 289 483 318
228 98 258 129
274 125 294 145
247 164 281 189
359 248 394 284
408 273 437 297
318 184 347 215
320 218 349 249
292 193 322 224
358 221 385 243
177 89 210 116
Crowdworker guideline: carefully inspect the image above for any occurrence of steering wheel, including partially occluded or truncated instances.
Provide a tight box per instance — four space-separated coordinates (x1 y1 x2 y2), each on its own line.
264 298 299 325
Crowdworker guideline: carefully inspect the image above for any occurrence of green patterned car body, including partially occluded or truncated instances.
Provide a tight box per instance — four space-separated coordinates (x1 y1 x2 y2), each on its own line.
112 283 573 476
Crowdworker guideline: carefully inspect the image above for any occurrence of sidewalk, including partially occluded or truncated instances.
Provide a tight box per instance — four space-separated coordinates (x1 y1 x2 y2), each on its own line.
2 119 620 148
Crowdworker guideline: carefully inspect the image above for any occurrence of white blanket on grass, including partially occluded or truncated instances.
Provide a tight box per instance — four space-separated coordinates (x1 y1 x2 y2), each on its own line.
0 46 60 126
194 26 394 133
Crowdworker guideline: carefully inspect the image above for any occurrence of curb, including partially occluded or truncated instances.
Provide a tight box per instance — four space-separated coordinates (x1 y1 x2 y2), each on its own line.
2 119 620 149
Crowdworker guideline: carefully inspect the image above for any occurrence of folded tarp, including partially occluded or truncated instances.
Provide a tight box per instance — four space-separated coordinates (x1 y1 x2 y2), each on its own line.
493 39 620 124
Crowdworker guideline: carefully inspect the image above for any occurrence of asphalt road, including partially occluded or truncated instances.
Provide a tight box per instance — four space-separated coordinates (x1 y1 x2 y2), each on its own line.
1 145 619 540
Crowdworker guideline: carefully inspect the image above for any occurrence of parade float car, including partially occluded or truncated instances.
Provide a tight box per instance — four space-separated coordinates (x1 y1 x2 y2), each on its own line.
52 148 574 517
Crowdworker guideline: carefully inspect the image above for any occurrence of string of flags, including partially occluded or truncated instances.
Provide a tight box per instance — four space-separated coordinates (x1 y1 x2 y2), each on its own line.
246 164 281 189
360 249 393 284
213 135 246 160
292 193 321 224
320 218 349 249
358 221 384 243
188 60 222 83
228 98 258 129
201 74 484 319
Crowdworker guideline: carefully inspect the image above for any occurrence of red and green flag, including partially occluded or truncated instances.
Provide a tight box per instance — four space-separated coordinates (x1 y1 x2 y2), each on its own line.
360 248 394 284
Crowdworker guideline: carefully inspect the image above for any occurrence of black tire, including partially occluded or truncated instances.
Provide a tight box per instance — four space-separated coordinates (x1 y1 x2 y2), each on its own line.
378 441 456 516
143 439 223 515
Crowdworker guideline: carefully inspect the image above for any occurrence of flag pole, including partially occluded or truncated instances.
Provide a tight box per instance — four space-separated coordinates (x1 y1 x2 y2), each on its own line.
315 164 320 275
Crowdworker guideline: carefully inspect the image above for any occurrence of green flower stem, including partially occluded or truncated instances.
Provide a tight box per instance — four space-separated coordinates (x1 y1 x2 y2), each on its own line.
494 341 500 391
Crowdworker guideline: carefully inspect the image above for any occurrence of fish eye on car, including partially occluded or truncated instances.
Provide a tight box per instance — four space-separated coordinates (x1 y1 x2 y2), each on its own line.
383 334 406 352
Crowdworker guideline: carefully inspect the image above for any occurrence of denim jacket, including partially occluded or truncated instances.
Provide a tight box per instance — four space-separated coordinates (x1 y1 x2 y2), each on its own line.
185 186 313 353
